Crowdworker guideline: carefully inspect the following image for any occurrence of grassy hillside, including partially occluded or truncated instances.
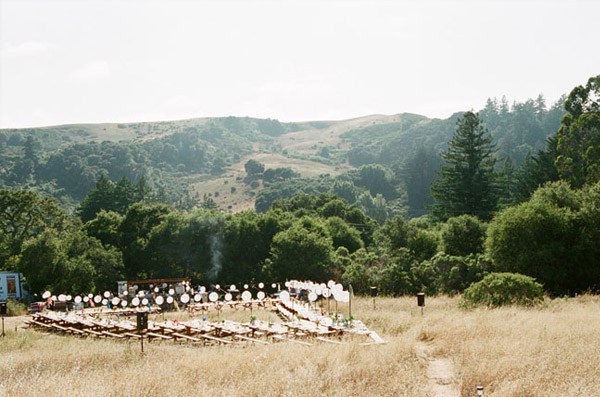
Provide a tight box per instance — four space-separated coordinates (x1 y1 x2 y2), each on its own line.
0 96 564 214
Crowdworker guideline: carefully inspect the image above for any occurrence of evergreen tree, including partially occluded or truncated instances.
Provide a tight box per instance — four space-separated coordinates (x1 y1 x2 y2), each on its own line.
401 147 441 217
514 136 560 202
555 74 600 187
431 112 498 220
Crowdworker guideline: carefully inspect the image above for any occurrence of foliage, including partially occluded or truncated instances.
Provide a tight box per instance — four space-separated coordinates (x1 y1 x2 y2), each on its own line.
431 112 499 220
555 74 600 187
378 248 420 296
83 210 123 248
79 175 151 221
461 272 544 308
356 164 397 200
144 210 225 281
119 202 173 279
17 230 110 294
325 216 364 253
0 189 73 270
375 216 439 262
244 159 265 177
513 136 560 203
6 299 28 316
267 216 334 281
339 248 381 294
427 253 491 295
440 215 486 256
400 147 442 217
486 181 600 295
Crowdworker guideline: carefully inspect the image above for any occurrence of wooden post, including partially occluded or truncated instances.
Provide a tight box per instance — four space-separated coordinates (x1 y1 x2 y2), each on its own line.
0 302 6 337
136 311 148 353
348 284 353 319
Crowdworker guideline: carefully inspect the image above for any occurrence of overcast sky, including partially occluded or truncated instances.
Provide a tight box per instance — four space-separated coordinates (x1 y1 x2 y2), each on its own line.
0 0 598 128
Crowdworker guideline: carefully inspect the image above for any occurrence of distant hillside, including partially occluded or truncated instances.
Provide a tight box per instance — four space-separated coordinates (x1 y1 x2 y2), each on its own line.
0 96 565 215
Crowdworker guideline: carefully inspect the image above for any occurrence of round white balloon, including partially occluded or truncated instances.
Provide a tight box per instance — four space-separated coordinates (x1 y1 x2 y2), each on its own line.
208 292 218 302
242 291 252 302
257 291 266 300
155 296 164 305
279 290 290 302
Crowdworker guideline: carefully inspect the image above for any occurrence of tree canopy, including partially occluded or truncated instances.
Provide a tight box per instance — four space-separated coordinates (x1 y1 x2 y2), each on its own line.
431 112 499 220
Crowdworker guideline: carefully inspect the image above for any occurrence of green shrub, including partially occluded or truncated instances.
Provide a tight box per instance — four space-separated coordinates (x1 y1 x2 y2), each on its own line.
441 215 486 256
7 299 28 316
461 272 544 308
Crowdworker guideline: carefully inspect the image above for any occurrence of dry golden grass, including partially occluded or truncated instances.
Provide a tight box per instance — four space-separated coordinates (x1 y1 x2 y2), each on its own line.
2 295 600 397
420 295 600 396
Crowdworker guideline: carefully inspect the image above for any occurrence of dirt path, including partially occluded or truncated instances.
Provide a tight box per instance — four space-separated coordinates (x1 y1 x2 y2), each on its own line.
415 341 460 397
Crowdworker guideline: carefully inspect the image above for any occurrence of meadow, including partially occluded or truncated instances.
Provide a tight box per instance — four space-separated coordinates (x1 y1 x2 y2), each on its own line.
1 295 599 397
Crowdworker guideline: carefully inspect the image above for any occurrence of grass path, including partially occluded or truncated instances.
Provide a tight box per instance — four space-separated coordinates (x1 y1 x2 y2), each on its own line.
415 341 460 397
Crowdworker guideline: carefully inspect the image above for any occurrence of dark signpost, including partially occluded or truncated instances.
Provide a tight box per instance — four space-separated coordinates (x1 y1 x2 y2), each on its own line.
370 286 378 310
0 301 6 337
417 292 425 315
136 311 148 353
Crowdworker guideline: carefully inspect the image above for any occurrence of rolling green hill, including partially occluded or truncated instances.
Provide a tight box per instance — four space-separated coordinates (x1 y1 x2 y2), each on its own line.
0 95 565 215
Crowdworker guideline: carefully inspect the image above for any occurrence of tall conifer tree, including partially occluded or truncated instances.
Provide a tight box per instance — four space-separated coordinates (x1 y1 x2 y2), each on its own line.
431 111 498 220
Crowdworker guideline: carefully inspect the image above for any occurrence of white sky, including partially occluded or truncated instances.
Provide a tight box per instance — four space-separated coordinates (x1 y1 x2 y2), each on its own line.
1 0 599 128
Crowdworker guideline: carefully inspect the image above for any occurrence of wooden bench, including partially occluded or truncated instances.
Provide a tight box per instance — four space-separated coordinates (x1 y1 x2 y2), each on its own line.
187 330 232 345
272 335 313 346
233 334 270 345
315 337 345 345
67 327 85 336
29 320 52 329
102 331 125 339
171 332 202 342
82 329 104 337
147 332 172 340
50 324 69 333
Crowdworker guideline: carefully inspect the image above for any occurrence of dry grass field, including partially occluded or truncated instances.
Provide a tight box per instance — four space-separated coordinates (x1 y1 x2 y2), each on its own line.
1 295 599 397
